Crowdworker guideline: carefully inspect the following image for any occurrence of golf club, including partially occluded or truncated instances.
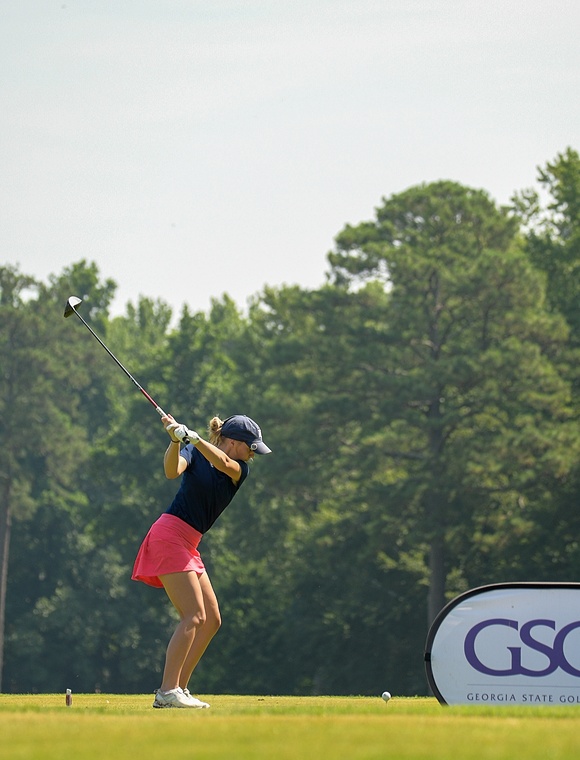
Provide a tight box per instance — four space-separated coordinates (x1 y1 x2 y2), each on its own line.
63 295 168 418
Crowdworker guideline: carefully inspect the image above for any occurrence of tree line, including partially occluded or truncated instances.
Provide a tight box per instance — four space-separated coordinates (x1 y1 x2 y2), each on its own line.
1 148 579 696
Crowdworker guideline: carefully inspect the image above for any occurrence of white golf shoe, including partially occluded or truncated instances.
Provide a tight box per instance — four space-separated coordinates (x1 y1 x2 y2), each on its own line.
183 688 210 708
153 687 209 709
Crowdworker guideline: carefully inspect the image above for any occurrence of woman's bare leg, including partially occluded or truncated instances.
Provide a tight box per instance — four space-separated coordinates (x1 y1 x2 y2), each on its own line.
159 571 206 692
180 572 221 689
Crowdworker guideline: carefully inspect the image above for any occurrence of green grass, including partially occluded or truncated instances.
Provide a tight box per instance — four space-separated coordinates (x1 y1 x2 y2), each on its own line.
2 694 580 759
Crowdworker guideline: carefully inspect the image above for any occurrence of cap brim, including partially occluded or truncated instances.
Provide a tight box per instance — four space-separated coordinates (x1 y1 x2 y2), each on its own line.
253 441 272 455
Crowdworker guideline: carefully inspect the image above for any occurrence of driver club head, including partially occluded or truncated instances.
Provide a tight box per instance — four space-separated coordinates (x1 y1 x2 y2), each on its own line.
64 296 83 318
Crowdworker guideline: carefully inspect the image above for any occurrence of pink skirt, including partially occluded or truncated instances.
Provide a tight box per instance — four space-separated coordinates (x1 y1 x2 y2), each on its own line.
131 513 205 588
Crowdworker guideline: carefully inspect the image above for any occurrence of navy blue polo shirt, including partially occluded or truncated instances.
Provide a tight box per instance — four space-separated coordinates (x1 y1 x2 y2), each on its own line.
165 444 249 533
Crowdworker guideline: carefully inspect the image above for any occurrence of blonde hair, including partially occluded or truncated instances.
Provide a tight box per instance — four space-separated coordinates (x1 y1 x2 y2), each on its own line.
207 416 224 446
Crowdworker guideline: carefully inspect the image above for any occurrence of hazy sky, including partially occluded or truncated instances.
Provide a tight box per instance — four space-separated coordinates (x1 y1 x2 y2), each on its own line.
2 1 579 317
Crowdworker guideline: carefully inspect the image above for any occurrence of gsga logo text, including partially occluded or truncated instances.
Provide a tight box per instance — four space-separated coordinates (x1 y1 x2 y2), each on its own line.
464 619 580 677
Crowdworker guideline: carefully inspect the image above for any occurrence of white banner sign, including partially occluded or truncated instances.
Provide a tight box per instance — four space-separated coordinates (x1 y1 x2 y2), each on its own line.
425 583 580 705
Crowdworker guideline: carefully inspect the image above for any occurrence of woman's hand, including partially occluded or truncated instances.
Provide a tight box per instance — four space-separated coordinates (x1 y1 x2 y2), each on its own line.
162 414 182 442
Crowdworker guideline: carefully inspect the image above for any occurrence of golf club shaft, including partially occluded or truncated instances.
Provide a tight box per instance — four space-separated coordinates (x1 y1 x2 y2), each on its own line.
70 307 167 417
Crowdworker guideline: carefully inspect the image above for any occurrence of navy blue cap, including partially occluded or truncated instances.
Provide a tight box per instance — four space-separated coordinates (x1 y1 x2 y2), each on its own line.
221 415 271 455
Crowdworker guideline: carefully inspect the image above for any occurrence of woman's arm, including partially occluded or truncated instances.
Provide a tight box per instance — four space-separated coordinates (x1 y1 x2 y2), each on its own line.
161 414 242 483
164 439 188 479
161 414 188 479
163 436 241 481
191 438 242 483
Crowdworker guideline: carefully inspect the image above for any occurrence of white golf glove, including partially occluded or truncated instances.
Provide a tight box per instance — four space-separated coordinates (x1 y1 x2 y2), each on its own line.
171 424 200 445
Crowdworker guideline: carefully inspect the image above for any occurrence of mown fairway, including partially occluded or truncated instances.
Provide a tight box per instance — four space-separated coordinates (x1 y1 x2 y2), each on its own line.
2 694 580 760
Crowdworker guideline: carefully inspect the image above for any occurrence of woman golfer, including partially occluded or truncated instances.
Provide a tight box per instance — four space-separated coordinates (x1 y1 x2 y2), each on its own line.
132 413 271 709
